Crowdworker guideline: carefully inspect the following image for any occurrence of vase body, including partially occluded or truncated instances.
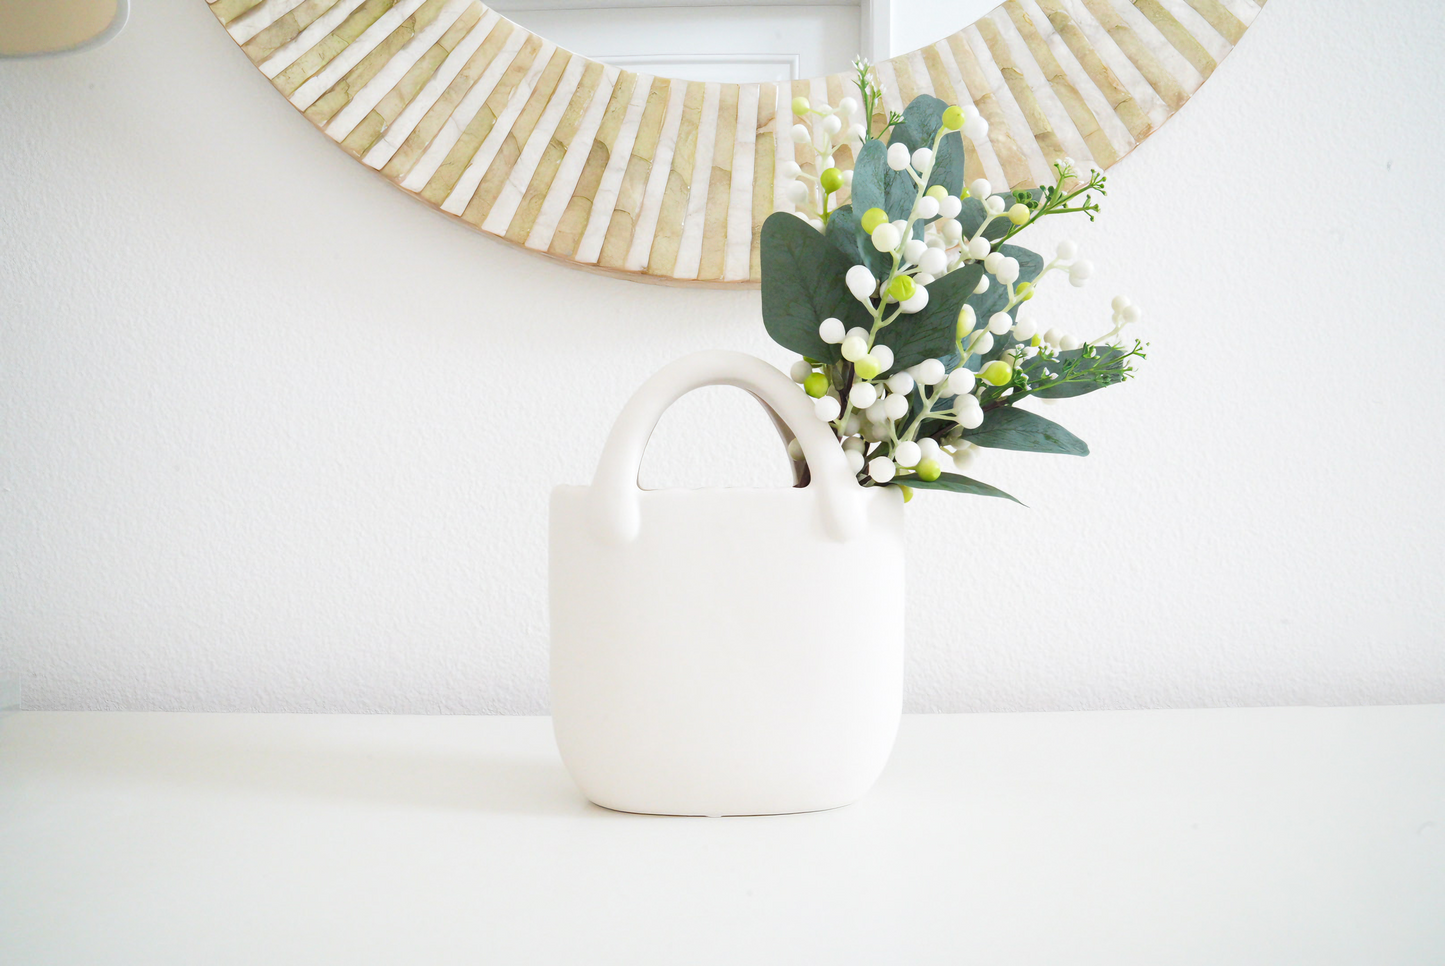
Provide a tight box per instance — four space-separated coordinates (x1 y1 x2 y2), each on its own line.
549 351 905 816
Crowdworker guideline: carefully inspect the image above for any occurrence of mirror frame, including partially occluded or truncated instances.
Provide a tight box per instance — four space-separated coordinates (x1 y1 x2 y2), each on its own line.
204 0 1260 286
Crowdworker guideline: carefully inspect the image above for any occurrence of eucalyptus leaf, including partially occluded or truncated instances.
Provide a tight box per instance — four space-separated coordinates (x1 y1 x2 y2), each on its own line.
900 472 1024 505
760 212 872 361
958 406 1089 456
873 262 983 372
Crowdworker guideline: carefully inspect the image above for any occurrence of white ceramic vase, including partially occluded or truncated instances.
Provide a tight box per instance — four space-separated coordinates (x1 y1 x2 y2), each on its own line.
550 350 904 816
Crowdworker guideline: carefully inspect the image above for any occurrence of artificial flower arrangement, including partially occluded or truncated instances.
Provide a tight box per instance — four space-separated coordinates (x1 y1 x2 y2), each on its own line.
762 59 1146 504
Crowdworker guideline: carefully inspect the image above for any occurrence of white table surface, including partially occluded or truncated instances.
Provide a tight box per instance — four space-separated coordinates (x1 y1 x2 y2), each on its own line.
2 707 1442 965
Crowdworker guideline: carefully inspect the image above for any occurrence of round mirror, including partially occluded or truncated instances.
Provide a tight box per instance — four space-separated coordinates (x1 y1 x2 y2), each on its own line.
203 0 1259 284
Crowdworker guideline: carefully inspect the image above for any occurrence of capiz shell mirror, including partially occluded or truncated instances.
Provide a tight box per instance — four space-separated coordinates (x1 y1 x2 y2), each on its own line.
205 0 1259 285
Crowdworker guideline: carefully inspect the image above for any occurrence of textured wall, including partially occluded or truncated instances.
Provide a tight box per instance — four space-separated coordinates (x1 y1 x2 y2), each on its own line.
2 0 1442 713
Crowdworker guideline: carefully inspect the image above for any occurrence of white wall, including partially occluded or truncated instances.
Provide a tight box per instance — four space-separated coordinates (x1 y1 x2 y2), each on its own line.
2 0 1442 713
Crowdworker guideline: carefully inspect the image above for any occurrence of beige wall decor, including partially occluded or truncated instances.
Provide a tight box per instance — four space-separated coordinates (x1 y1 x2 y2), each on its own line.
205 0 1261 286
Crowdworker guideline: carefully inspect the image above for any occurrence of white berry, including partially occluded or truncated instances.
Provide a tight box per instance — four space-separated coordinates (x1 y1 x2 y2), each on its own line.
814 395 841 421
790 360 813 383
849 382 878 409
894 440 922 467
818 317 846 344
868 456 897 483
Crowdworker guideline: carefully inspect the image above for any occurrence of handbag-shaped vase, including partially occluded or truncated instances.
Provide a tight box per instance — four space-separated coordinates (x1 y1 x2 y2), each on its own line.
550 350 904 816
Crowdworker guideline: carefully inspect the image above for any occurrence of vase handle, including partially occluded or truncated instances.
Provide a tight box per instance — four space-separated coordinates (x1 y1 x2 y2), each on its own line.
588 350 866 544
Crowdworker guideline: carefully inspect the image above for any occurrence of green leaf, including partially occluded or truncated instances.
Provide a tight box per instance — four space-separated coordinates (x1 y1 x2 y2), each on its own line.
873 262 983 372
1022 346 1132 398
900 472 1025 504
845 142 896 279
760 212 872 361
959 406 1089 456
823 204 863 264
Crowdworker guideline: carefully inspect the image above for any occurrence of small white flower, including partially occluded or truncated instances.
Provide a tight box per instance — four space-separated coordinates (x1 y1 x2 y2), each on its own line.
846 265 876 301
814 395 841 421
871 223 902 252
868 456 897 483
790 360 813 383
995 257 1020 285
946 368 976 395
886 371 915 395
918 247 949 276
912 358 946 385
957 304 977 335
818 317 846 344
887 142 911 170
899 286 929 314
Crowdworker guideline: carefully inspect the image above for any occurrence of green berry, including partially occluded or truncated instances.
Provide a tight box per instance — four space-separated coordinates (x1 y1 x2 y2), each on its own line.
820 167 844 193
926 184 948 201
941 106 965 131
860 207 888 234
980 360 1013 386
1008 203 1030 226
915 459 942 482
899 485 914 503
791 96 810 116
888 275 916 302
1015 282 1033 301
854 355 881 380
803 372 829 398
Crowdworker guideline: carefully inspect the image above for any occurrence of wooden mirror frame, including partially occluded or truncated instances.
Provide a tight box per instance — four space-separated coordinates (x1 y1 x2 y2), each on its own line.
206 0 1261 286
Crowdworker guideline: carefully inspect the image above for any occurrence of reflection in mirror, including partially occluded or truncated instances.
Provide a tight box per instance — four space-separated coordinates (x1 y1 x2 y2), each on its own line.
0 0 129 57
491 0 887 83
